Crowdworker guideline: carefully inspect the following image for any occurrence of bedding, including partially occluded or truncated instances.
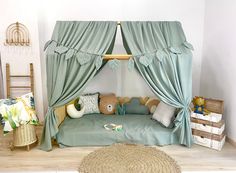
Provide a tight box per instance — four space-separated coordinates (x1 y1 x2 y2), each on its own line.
56 113 178 147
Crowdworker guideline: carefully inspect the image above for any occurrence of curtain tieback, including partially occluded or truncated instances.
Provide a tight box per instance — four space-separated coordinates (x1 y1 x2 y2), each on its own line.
181 105 192 113
48 107 54 112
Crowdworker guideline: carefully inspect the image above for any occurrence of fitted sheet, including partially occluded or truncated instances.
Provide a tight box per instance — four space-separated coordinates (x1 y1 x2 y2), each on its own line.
56 114 179 147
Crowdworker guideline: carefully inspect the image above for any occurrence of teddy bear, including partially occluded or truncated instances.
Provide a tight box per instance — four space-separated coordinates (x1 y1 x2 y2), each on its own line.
99 94 118 115
192 96 210 115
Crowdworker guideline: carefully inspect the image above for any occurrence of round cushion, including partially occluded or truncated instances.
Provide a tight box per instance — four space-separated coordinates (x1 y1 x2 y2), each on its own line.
145 98 160 114
67 104 85 118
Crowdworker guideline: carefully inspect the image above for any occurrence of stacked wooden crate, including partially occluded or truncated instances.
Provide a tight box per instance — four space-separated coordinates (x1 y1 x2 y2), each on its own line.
191 98 225 151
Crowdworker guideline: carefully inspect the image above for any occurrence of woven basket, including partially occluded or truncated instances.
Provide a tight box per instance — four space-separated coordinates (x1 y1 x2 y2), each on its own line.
13 123 37 147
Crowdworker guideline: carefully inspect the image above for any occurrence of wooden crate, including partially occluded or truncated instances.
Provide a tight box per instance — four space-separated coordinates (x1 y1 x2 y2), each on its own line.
204 98 224 114
192 129 225 151
191 111 222 123
191 118 225 135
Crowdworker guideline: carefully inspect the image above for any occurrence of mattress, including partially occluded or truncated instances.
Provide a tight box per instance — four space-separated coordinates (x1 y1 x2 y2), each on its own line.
56 114 179 147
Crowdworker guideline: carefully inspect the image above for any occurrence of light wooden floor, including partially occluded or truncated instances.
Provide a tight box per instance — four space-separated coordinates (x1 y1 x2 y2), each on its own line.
0 126 236 172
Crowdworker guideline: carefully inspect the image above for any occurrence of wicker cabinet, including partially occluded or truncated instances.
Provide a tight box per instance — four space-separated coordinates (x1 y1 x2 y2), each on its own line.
191 98 225 151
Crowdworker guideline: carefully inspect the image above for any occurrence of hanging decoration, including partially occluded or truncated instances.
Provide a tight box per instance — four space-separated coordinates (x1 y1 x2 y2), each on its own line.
5 22 30 46
108 59 120 71
127 58 134 71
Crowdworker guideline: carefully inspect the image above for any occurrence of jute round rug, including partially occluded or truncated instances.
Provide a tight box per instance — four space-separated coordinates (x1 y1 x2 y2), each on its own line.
78 144 181 173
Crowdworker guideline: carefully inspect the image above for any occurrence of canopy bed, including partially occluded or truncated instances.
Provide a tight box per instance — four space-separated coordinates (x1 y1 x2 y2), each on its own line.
40 21 193 151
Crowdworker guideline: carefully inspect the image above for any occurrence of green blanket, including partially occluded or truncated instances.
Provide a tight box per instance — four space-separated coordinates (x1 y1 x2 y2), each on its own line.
56 114 179 147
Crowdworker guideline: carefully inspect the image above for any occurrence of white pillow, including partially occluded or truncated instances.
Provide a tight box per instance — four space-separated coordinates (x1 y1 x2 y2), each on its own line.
67 104 85 118
152 101 176 127
79 93 100 114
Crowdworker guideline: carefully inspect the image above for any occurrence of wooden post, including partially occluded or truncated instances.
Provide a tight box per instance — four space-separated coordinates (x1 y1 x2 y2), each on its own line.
6 63 10 98
29 63 34 95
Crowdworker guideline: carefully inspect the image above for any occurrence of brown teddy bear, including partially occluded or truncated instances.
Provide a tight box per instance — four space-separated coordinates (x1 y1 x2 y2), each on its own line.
99 94 118 115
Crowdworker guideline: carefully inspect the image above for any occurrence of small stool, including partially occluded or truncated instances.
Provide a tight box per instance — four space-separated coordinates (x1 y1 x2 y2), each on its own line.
10 123 37 151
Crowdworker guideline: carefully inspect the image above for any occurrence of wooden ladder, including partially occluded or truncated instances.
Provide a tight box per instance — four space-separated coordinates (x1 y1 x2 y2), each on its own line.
6 63 34 98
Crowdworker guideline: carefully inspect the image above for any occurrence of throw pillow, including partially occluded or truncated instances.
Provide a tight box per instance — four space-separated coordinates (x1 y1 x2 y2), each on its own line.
17 92 38 125
99 94 118 115
124 97 149 115
145 98 160 114
79 93 100 114
152 101 176 127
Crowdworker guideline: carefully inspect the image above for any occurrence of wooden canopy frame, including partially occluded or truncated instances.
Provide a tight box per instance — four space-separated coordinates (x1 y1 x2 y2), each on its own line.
103 21 131 60
103 54 131 60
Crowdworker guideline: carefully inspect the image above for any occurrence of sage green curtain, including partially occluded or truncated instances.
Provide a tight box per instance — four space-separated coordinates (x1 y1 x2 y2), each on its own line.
121 21 193 147
40 21 117 151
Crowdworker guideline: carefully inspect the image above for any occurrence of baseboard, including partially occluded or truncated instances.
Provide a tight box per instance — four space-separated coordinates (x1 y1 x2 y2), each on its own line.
226 136 236 148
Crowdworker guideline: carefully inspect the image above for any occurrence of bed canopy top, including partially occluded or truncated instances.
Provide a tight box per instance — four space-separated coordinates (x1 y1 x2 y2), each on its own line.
40 21 193 151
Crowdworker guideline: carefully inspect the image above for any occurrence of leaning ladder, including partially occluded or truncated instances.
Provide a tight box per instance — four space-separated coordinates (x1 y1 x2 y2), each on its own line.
6 63 34 98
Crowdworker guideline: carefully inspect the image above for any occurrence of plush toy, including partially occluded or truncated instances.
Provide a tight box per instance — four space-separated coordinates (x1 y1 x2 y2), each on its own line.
192 96 210 115
99 94 118 115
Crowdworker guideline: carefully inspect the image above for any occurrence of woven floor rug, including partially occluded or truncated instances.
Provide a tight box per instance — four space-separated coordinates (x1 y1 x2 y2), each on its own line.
78 143 181 173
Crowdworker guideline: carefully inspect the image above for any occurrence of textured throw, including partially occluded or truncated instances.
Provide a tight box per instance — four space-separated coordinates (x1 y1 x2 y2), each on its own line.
79 143 181 173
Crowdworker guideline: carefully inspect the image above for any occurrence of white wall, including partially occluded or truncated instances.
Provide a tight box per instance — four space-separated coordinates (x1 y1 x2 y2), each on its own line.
200 0 236 141
37 0 206 114
0 0 44 121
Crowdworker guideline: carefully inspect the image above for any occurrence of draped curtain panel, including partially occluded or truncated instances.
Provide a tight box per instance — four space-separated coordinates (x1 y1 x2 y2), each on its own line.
0 54 4 99
121 21 193 147
40 21 117 151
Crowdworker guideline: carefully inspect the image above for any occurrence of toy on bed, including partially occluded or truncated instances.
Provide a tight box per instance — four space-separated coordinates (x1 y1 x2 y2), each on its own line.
104 123 123 131
99 94 118 115
192 96 211 115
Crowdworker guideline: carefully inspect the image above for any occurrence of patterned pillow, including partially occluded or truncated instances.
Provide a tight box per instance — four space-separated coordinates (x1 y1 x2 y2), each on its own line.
79 93 100 114
0 92 38 134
